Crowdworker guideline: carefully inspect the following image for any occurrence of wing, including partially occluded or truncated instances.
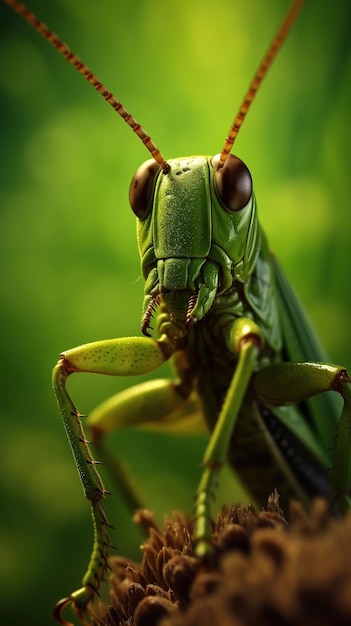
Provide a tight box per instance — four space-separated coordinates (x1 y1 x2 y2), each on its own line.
272 254 340 455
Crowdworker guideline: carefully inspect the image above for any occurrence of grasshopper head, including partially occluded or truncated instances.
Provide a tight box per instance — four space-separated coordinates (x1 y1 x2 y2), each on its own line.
130 155 260 335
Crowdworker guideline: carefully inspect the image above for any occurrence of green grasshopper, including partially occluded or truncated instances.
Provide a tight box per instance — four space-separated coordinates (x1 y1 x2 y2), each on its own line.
3 0 351 625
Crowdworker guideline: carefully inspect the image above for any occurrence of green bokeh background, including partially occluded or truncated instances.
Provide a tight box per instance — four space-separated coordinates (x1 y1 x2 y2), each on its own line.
0 1 350 624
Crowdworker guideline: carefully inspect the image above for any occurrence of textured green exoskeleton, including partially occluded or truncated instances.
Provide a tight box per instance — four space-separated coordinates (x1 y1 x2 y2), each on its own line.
4 1 351 625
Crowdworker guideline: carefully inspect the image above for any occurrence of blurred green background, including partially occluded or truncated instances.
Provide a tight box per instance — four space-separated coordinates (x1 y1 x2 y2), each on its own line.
0 0 350 624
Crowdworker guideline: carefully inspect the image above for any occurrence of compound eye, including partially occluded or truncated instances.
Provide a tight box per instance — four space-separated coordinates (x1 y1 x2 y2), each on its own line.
212 153 252 211
129 159 161 219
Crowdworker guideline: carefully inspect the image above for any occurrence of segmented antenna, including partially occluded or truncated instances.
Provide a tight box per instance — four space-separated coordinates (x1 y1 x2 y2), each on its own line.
4 0 170 173
218 0 304 169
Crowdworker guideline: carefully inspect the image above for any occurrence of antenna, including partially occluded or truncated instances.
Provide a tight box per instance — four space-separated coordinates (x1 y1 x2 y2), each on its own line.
4 0 170 172
218 0 304 169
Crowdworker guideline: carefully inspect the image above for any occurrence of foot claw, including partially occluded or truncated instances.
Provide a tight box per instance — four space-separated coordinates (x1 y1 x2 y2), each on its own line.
54 597 74 626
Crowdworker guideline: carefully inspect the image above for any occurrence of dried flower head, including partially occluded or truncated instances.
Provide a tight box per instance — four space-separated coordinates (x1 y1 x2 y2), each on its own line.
90 495 351 626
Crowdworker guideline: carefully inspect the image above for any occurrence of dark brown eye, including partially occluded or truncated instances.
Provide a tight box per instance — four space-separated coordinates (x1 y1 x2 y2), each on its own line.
212 153 252 211
129 159 161 219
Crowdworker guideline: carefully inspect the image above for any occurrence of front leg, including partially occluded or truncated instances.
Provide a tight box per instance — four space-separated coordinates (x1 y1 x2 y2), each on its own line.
194 317 263 556
52 336 169 625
